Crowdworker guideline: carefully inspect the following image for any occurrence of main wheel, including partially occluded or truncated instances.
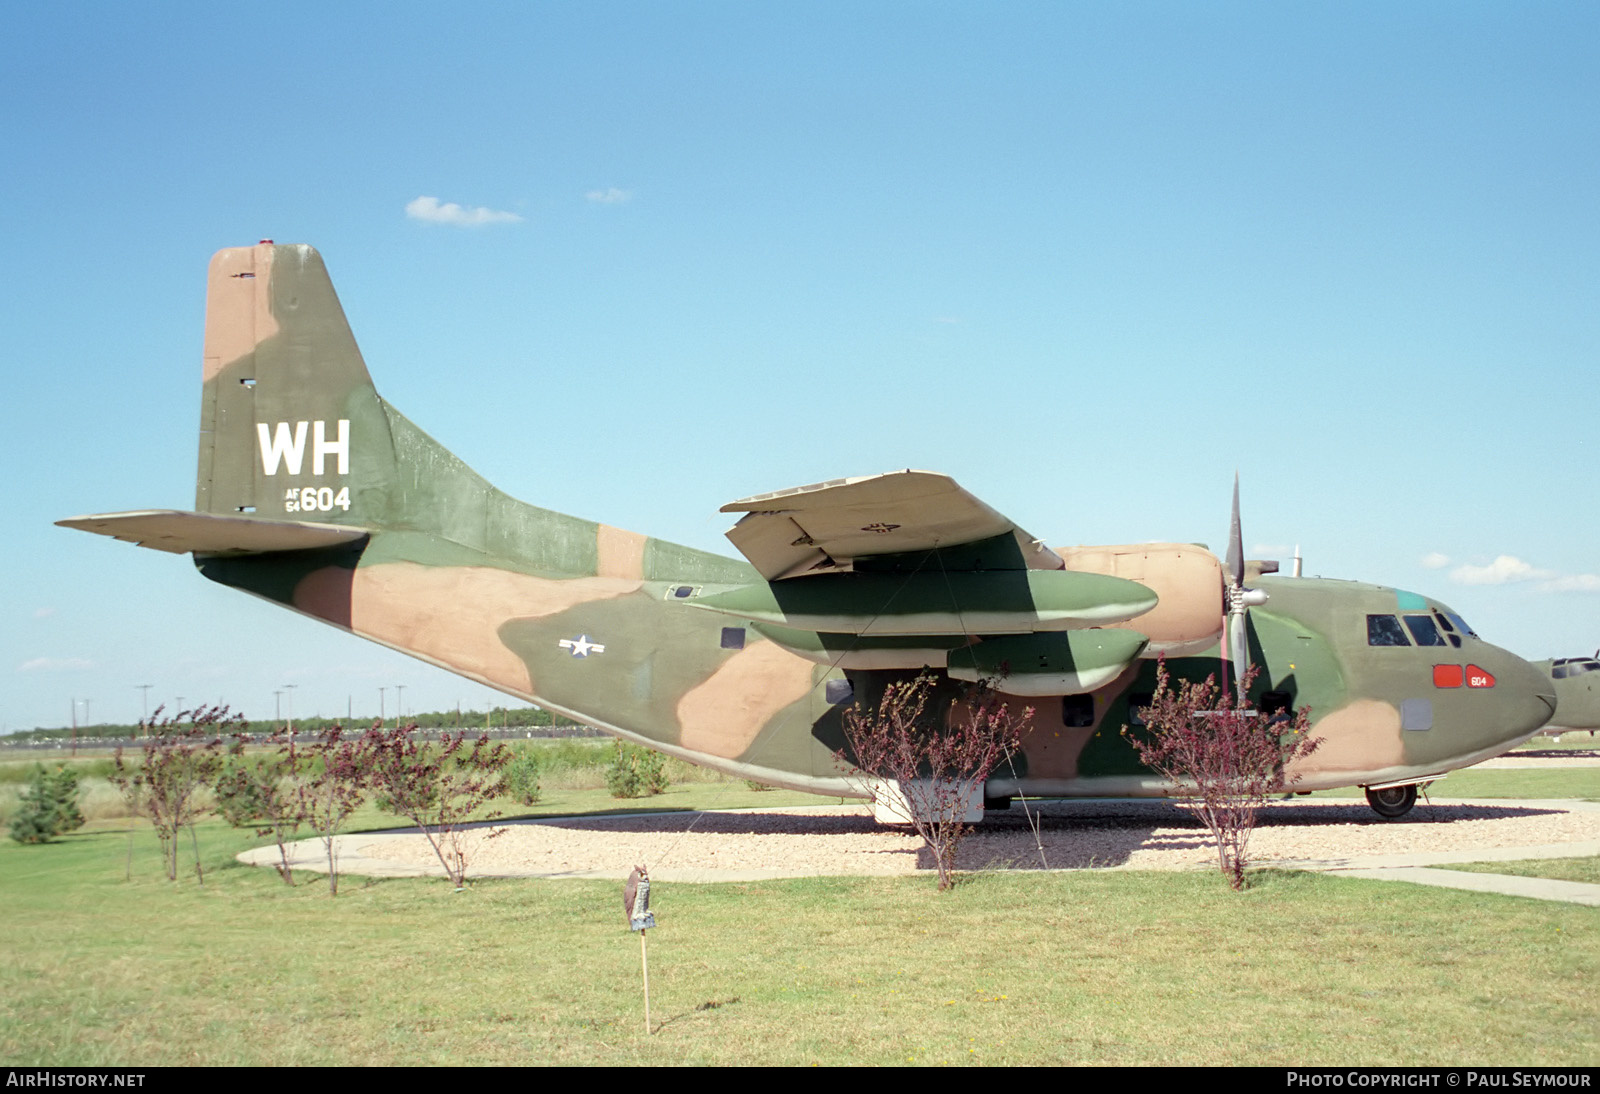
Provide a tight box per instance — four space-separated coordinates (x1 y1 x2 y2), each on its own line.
1365 784 1417 819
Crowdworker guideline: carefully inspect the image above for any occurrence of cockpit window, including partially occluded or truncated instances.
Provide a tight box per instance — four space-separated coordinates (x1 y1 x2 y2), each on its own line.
1367 615 1412 646
1404 615 1447 647
1444 611 1477 638
1433 611 1463 648
1552 659 1600 680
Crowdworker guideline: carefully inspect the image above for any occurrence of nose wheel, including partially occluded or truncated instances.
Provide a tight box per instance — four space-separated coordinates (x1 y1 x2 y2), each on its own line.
1364 784 1417 819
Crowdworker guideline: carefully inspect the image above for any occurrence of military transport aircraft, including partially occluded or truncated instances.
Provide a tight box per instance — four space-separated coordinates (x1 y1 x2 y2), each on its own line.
60 243 1591 820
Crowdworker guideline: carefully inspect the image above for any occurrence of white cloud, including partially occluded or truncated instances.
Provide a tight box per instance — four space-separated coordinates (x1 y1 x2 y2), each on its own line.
18 657 93 673
585 187 631 204
1448 555 1555 586
1433 550 1600 593
405 196 522 227
1537 573 1600 593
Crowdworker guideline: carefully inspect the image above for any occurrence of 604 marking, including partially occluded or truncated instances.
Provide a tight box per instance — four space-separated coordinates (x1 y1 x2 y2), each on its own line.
285 486 350 513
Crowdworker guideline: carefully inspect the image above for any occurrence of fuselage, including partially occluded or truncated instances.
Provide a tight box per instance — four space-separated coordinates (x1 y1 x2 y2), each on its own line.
197 526 1557 803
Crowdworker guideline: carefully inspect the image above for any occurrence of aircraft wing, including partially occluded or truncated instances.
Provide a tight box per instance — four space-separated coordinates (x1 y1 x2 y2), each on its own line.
720 470 1063 580
57 510 368 556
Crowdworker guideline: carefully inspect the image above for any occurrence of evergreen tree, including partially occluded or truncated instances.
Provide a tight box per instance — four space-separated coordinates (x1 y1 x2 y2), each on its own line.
8 764 83 844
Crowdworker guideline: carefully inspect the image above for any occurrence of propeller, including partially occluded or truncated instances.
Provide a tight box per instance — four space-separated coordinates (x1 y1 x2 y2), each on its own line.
1222 474 1269 705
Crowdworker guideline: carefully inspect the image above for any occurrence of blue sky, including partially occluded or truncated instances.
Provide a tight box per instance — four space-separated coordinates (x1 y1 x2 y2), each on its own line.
3 2 1596 731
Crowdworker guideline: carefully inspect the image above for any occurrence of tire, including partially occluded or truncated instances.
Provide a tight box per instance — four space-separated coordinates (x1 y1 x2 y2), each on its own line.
1365 784 1417 819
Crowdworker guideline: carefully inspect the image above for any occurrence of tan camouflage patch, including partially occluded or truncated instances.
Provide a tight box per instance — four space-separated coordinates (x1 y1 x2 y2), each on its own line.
1057 543 1224 654
677 640 815 759
202 243 278 381
1011 661 1138 777
293 562 642 695
1289 699 1403 776
596 524 646 580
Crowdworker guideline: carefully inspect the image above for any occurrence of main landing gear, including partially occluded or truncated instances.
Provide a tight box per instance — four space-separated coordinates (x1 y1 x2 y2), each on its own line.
1364 784 1418 819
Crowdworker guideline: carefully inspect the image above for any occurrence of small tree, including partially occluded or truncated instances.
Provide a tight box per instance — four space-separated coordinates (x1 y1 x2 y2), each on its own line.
839 672 1032 891
606 742 669 799
1122 659 1321 889
8 764 84 844
360 725 511 889
216 733 303 885
503 749 542 806
292 727 367 896
111 707 234 883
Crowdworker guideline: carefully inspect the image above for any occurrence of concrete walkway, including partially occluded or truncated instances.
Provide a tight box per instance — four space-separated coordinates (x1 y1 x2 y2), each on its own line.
1329 865 1600 905
1295 837 1600 906
1278 799 1600 906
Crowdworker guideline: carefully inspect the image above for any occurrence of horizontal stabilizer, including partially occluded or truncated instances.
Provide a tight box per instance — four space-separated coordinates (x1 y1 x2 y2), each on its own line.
57 510 368 557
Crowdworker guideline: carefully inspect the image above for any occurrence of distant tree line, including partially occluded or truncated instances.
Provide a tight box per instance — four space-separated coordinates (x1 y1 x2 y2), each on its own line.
4 705 585 743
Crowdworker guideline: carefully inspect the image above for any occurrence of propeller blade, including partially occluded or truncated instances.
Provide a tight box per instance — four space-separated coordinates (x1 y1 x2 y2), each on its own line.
1228 609 1249 705
1225 472 1244 590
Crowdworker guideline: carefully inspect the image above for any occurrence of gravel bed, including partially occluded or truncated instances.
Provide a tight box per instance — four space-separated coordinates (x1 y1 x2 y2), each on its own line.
346 795 1600 881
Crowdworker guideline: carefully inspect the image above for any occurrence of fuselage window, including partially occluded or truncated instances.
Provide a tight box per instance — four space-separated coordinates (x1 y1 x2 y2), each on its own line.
1259 690 1293 725
1367 614 1412 646
1127 692 1154 726
1404 615 1447 647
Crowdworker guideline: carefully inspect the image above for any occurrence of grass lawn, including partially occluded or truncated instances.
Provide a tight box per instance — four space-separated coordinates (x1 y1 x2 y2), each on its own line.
1310 766 1600 803
1445 858 1600 886
1 815 1596 1067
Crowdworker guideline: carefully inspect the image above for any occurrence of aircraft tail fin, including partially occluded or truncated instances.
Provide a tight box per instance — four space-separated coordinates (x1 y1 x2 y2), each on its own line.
190 243 618 575
197 242 397 527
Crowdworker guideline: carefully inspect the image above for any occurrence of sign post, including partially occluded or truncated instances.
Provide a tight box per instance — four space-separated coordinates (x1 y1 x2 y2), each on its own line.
624 866 657 1034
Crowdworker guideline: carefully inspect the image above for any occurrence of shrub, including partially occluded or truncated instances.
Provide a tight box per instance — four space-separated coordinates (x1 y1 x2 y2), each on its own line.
606 742 669 799
111 707 235 883
1121 659 1321 890
838 671 1031 891
292 727 367 896
360 725 512 889
504 750 542 806
8 765 84 844
216 734 303 885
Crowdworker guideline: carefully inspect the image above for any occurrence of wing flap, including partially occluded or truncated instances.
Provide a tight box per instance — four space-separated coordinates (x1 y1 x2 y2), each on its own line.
57 510 369 556
721 470 1062 579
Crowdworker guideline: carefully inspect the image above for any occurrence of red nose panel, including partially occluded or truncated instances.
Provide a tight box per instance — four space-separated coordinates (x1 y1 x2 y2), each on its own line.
1434 664 1463 688
1466 665 1496 688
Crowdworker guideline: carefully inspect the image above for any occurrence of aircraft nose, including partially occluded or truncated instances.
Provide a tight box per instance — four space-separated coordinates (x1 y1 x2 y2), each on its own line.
1502 651 1558 733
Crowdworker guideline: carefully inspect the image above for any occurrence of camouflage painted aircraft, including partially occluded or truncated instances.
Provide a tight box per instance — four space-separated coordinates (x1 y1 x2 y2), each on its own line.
60 243 1594 819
